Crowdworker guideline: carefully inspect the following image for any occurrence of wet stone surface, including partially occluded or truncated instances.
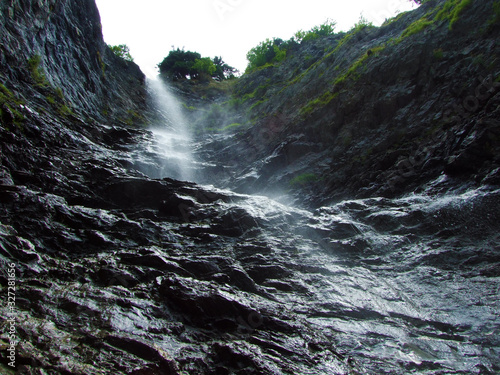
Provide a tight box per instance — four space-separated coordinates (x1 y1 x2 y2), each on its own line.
0 101 499 373
0 0 499 373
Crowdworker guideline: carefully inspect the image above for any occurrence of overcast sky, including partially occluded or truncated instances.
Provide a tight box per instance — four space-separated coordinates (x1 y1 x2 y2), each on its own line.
95 0 418 77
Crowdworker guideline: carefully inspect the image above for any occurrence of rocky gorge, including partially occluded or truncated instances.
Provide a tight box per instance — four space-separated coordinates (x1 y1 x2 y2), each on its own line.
0 0 499 374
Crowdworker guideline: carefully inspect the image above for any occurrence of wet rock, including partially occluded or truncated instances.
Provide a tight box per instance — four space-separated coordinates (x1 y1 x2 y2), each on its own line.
159 194 196 218
196 0 500 204
246 264 291 285
105 336 179 374
159 276 255 327
95 267 139 288
119 253 190 275
0 0 499 374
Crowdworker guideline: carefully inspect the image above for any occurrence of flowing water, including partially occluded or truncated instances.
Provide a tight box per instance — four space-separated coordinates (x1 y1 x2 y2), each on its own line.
122 81 500 373
143 79 197 181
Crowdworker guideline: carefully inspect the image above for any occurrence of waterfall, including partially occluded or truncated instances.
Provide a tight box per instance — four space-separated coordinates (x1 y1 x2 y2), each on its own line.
146 78 194 182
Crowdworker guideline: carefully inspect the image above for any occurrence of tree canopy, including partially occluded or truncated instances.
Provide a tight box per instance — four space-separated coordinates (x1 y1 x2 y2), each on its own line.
158 48 237 81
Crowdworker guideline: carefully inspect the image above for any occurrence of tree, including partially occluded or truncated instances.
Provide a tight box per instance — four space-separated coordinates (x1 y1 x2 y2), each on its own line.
108 44 134 62
246 38 287 72
193 57 216 81
158 48 201 80
158 49 237 81
213 56 238 81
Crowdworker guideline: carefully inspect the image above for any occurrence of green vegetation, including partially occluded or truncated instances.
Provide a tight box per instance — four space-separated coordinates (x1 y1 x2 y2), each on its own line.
433 48 444 59
158 48 237 81
108 44 134 62
212 56 237 81
294 19 337 43
192 57 217 82
123 109 144 126
191 89 249 134
27 55 49 87
300 91 338 116
183 103 197 111
97 51 106 77
489 1 500 27
27 56 79 119
46 91 74 117
334 45 385 86
246 20 337 73
234 1 474 125
279 16 377 91
58 104 73 117
246 38 289 73
218 122 242 132
397 17 434 42
289 173 318 187
435 0 472 29
350 15 374 33
0 83 25 129
382 11 410 27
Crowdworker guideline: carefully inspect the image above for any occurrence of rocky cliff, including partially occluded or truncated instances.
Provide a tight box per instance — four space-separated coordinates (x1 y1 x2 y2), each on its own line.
0 0 146 124
191 0 500 206
1 0 499 374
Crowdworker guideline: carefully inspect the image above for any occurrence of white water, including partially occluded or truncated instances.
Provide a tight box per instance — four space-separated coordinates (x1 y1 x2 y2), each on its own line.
146 79 195 181
130 79 500 373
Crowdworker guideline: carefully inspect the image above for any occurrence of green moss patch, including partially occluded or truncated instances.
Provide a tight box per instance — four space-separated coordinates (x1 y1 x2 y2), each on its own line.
0 83 25 129
435 0 472 30
398 17 434 42
334 45 386 86
27 55 49 87
289 173 318 187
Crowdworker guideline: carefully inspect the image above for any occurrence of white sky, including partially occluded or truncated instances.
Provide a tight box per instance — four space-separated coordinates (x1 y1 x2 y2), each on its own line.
95 0 418 77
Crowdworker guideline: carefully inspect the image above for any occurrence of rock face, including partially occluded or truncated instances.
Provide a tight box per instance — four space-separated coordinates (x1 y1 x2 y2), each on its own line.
1 0 500 374
0 0 146 123
192 0 500 205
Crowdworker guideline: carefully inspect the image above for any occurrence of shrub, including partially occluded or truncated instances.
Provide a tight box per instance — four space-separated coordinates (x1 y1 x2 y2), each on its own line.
108 44 134 62
294 19 337 43
27 55 48 87
246 38 288 72
246 20 338 73
350 15 374 33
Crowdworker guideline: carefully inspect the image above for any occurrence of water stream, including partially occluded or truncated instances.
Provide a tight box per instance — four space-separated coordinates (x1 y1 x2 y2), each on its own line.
92 81 500 373
144 79 196 181
125 86 500 372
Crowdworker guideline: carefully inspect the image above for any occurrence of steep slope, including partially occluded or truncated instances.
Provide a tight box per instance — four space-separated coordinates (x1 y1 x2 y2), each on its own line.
198 0 500 205
1 1 499 374
0 1 368 374
0 0 146 123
